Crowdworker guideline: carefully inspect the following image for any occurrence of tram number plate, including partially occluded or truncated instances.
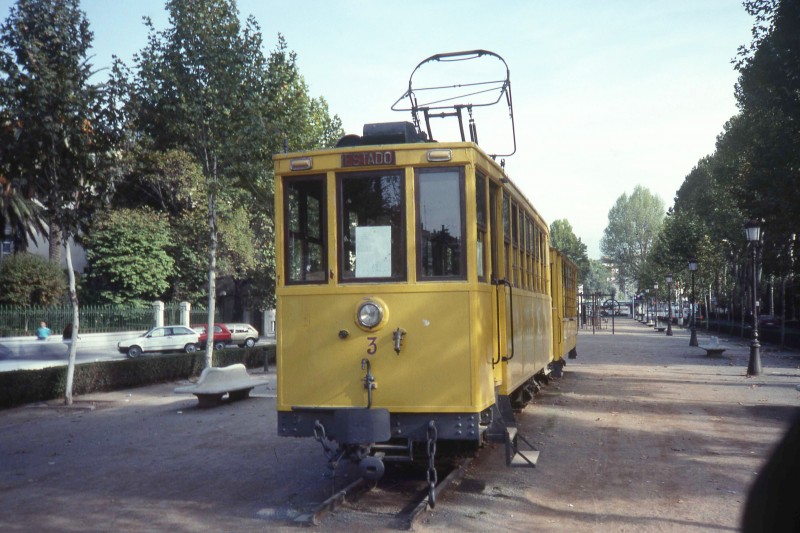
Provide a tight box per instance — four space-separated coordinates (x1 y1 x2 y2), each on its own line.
342 151 395 167
366 337 377 355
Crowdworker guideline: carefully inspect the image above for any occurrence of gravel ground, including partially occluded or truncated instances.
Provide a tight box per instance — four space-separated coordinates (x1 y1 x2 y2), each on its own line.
1 320 798 532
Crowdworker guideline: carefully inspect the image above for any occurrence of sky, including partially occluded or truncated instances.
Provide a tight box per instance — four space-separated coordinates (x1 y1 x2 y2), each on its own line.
1 0 755 259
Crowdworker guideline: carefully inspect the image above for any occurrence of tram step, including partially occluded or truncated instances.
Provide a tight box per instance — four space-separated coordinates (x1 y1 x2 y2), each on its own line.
506 427 517 442
510 449 539 467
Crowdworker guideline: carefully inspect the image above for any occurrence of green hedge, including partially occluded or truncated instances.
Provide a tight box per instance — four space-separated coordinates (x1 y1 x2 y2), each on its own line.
0 345 275 409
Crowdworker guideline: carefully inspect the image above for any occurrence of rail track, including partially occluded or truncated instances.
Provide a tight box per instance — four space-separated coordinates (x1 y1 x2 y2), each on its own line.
296 457 474 530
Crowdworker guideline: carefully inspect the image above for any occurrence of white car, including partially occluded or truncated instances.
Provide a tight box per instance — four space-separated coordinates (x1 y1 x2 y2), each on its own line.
118 326 200 358
226 323 260 348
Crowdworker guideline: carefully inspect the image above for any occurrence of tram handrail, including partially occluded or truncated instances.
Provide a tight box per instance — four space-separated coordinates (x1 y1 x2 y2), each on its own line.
493 278 515 364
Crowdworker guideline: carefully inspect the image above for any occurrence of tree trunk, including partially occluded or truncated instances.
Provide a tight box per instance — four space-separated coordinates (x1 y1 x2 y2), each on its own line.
204 153 218 369
780 276 786 350
63 234 80 405
48 221 61 263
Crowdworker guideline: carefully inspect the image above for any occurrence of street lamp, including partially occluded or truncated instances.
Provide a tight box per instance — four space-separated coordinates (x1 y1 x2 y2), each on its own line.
688 258 698 346
637 293 644 321
745 219 762 376
665 274 673 336
653 282 659 328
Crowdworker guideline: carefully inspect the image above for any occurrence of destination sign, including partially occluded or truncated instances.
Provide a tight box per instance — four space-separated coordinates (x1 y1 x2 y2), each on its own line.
341 151 395 168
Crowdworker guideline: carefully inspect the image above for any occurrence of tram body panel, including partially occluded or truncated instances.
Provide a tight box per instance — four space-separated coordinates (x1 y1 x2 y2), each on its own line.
497 290 553 397
277 288 496 414
550 248 579 361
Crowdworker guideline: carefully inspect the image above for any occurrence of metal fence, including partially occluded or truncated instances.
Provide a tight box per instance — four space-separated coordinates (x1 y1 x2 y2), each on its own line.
164 302 220 327
705 318 800 350
0 303 218 337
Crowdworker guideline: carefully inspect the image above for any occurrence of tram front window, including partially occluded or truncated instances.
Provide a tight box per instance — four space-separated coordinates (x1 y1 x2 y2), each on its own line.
284 176 326 283
338 171 405 281
416 167 465 279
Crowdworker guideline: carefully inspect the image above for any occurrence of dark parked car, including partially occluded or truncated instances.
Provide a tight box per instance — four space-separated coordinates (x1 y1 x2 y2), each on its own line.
759 315 781 328
191 323 233 350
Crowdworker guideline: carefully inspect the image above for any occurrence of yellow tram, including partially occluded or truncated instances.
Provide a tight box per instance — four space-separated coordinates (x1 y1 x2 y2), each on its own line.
550 247 579 375
273 50 578 501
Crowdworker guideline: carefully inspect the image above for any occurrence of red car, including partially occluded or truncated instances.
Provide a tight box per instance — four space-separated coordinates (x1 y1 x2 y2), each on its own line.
191 323 232 350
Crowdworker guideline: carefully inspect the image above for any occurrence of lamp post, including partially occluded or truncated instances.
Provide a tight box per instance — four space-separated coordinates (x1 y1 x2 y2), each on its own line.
745 220 762 376
637 293 643 321
653 282 659 328
688 258 698 346
642 289 650 326
665 274 673 336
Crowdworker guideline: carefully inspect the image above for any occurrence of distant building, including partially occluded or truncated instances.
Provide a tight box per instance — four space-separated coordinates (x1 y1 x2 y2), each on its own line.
0 225 86 273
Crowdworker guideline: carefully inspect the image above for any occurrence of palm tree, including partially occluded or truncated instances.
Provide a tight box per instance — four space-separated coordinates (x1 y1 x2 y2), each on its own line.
0 175 47 254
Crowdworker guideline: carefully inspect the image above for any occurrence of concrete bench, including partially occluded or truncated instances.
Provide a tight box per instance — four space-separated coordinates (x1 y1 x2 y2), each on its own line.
175 364 266 407
700 337 726 357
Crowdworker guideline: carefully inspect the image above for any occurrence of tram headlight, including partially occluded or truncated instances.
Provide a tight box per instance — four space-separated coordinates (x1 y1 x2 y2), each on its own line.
357 300 384 329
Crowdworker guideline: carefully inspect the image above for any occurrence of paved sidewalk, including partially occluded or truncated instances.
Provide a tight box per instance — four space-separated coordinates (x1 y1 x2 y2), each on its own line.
0 321 797 532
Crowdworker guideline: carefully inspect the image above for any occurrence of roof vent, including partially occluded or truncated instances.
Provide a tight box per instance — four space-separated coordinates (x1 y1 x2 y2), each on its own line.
362 121 426 145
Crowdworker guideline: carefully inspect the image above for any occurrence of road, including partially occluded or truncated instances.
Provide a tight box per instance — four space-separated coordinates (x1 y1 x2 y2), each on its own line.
0 333 275 372
0 320 797 532
0 332 132 372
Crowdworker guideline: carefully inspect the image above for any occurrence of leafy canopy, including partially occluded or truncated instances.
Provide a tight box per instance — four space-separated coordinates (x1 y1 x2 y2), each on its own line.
601 185 665 294
550 219 590 284
82 208 175 304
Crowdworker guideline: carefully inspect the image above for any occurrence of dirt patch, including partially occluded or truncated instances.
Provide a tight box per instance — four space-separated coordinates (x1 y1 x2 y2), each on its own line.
0 322 798 532
410 325 800 532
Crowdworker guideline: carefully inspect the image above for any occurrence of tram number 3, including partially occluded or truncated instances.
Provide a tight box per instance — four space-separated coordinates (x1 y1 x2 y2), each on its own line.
366 337 378 355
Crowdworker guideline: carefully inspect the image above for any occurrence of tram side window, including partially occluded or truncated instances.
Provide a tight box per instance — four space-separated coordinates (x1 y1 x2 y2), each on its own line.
519 214 526 289
338 171 405 281
511 203 519 288
525 217 533 289
563 264 575 316
540 230 547 293
476 173 487 281
503 195 511 282
416 167 466 280
528 219 535 289
533 226 543 292
284 176 326 283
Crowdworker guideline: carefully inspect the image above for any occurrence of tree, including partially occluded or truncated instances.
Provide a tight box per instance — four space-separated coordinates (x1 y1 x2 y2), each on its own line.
0 0 121 404
82 208 175 304
601 186 665 294
133 0 277 368
550 218 590 284
0 252 66 306
112 147 205 216
583 259 615 296
109 146 263 305
734 0 800 274
111 147 210 303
